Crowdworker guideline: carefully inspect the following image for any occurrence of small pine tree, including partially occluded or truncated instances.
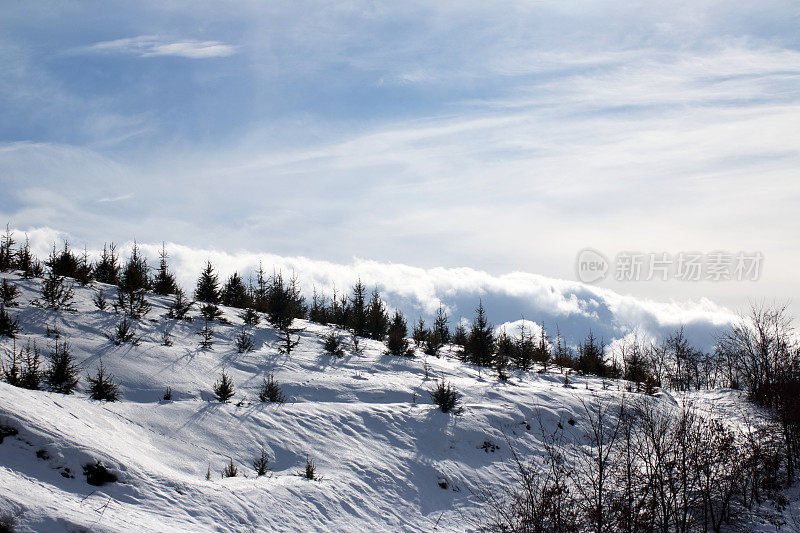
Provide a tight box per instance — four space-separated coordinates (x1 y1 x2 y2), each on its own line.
238 307 260 326
452 322 468 348
0 306 20 338
162 387 173 401
309 288 328 325
107 317 140 345
366 288 389 340
349 279 368 337
412 317 427 347
113 286 151 318
433 305 450 345
205 464 212 481
152 243 178 296
300 455 318 480
36 269 75 311
87 360 120 401
464 301 495 367
199 302 223 322
323 328 345 357
577 331 607 377
494 329 514 381
266 271 306 330
46 339 80 394
19 341 44 390
17 235 40 279
350 330 363 356
235 326 254 353
92 289 108 311
1 279 19 307
195 261 221 304
512 322 535 370
93 243 120 285
429 379 462 414
167 289 193 320
386 310 413 357
252 448 270 476
1 340 21 386
197 319 214 350
0 224 15 272
46 241 80 279
75 246 92 285
118 242 150 293
258 373 285 403
222 272 250 308
533 325 551 371
213 370 235 402
278 327 303 355
221 457 238 478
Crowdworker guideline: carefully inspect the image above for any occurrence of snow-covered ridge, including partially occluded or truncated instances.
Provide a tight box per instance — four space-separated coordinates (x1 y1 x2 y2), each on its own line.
0 273 744 532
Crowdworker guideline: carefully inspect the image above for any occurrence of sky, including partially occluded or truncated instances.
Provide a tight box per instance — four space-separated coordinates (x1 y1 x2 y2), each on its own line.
1 1 798 347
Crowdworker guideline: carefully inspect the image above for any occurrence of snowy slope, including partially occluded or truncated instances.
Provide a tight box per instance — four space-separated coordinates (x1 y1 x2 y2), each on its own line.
0 273 754 532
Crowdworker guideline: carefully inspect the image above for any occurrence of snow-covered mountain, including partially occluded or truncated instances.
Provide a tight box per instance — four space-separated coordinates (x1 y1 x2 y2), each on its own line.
0 273 787 532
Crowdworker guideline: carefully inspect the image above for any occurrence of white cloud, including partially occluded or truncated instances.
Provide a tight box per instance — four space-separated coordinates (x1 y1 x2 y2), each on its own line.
11 226 738 351
72 35 237 59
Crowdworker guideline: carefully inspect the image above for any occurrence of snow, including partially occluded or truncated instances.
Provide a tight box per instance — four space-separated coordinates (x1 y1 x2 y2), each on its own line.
0 272 780 532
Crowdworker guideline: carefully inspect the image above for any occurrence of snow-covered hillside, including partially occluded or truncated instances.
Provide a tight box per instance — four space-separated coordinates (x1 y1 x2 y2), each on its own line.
0 273 776 532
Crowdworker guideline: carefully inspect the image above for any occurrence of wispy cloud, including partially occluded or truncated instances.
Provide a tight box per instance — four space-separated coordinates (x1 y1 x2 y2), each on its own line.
71 35 237 59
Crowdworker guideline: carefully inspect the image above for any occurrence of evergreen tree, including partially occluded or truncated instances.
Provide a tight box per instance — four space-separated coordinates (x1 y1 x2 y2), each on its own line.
433 305 450 345
167 288 193 320
93 243 120 285
349 279 368 337
577 330 607 377
323 328 345 357
494 329 514 380
330 287 350 328
239 307 260 326
0 306 19 338
17 235 41 279
265 271 305 331
36 268 75 311
47 241 80 279
251 263 269 313
309 288 328 325
75 246 92 285
533 325 551 371
222 272 250 308
258 373 285 403
195 261 221 304
512 322 535 370
195 261 222 321
0 224 14 272
412 318 427 347
118 242 150 293
46 339 80 394
235 326 254 353
1 279 19 307
87 360 119 401
452 322 468 348
19 341 43 390
197 319 214 350
212 370 235 403
366 288 389 340
465 301 495 367
386 310 413 357
152 243 178 296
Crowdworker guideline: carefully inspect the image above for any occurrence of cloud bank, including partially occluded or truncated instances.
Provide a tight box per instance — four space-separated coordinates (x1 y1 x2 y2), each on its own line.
17 226 737 351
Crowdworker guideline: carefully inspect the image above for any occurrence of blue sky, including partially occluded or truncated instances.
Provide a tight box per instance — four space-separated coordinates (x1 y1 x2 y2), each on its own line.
1 1 799 342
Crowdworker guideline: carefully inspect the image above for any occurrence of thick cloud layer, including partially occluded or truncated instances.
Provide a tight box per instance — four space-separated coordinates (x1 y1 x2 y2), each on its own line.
18 226 736 351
